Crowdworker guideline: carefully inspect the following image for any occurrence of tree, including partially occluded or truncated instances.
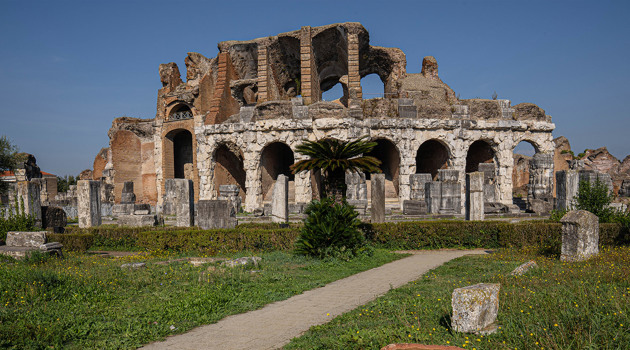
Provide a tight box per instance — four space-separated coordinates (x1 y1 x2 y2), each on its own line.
56 175 77 193
574 179 615 222
290 137 381 203
0 136 20 195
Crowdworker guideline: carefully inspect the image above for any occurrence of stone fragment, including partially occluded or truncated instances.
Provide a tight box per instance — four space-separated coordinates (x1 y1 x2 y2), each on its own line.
41 206 67 229
120 181 136 204
197 200 236 229
465 172 484 221
77 180 101 228
39 242 63 257
425 181 441 214
555 170 579 211
403 200 427 215
409 174 432 201
117 214 157 227
439 182 461 214
371 174 385 223
120 262 146 269
218 184 242 214
17 181 42 228
560 210 599 262
381 344 464 350
221 256 261 267
112 203 134 216
451 283 500 334
510 260 538 276
165 179 194 227
438 169 459 183
271 175 288 223
6 231 47 247
527 153 554 213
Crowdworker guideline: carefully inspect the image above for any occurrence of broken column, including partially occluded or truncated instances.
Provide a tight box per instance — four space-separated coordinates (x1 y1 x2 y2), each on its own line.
196 200 236 229
16 181 42 228
271 175 289 223
560 210 599 262
556 170 579 211
438 169 461 214
165 179 194 227
77 180 101 228
404 173 431 215
425 181 442 214
466 172 485 221
218 185 242 215
478 163 497 203
345 172 367 212
371 173 385 223
451 283 501 334
527 153 554 214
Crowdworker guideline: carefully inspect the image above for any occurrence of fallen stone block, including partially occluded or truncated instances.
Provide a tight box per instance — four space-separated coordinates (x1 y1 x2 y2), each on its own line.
381 344 465 350
451 283 500 334
117 215 158 227
403 200 427 215
221 256 261 268
510 260 538 276
6 231 47 247
121 263 146 269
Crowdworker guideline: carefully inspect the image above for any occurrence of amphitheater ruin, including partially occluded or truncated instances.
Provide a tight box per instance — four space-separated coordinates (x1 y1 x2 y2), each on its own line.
93 22 557 216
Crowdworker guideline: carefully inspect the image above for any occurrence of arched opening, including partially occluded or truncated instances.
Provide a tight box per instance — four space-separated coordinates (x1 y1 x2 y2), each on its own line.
512 141 538 200
465 140 495 173
360 73 385 99
214 143 246 200
168 104 193 121
163 129 194 180
260 142 295 201
365 138 400 199
416 140 450 180
321 81 348 106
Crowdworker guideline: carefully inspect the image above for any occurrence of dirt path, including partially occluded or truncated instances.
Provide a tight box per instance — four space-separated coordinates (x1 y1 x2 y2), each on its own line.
142 249 488 350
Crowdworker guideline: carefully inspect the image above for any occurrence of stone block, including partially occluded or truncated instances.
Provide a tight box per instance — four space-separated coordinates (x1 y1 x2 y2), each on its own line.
409 174 432 201
17 181 42 227
346 172 367 201
117 214 157 227
165 179 194 227
218 184 242 214
6 231 47 247
398 105 417 118
77 180 101 228
402 200 427 215
528 198 553 215
271 175 289 223
555 170 579 211
425 181 441 214
289 202 305 214
112 203 134 216
439 182 461 214
510 260 538 276
438 169 460 183
371 174 385 223
465 172 484 221
133 203 151 215
120 181 136 204
560 210 599 262
197 200 236 229
451 283 500 334
41 206 67 229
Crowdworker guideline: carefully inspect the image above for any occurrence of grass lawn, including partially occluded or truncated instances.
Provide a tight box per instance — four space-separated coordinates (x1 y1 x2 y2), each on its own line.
0 248 402 349
285 247 630 350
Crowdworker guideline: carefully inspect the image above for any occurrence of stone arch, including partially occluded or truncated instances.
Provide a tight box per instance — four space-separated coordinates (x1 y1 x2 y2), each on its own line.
260 141 295 201
465 140 497 173
512 140 539 199
166 102 196 121
366 138 401 198
360 73 385 98
164 129 194 179
212 143 246 201
415 139 451 180
312 26 349 101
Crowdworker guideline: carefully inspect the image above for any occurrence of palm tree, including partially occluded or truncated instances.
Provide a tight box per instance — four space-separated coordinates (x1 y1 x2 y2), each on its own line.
291 137 381 203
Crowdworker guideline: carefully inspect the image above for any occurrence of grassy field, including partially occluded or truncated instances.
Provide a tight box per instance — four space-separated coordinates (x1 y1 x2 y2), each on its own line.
285 247 630 350
0 248 402 349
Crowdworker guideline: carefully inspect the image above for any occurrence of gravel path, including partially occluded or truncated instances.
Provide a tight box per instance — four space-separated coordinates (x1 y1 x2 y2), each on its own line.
142 249 488 350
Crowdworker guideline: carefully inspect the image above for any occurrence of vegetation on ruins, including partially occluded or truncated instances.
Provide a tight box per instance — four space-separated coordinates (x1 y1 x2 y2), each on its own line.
0 136 20 195
56 174 77 193
0 248 401 349
291 137 381 203
285 246 630 349
0 197 37 243
574 179 615 220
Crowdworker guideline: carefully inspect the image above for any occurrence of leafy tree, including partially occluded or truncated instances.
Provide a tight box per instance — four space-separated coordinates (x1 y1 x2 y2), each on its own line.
574 179 615 222
56 175 77 193
291 137 381 203
0 136 20 195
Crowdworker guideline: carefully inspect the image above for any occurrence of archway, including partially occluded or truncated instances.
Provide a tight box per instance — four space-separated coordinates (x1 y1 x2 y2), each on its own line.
360 73 385 99
213 143 246 200
366 138 400 198
512 141 538 200
465 140 495 173
416 139 450 180
260 142 295 201
168 104 193 121
165 129 193 180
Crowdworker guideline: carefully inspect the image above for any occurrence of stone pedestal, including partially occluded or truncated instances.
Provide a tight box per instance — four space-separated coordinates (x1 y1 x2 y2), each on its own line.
218 184 242 214
402 200 426 215
371 174 385 223
425 181 441 214
527 153 554 214
271 175 289 223
17 181 42 227
556 170 579 211
466 172 484 221
117 214 158 227
560 210 599 262
478 163 497 203
451 283 500 334
409 173 432 201
77 180 101 228
197 200 236 229
165 179 194 227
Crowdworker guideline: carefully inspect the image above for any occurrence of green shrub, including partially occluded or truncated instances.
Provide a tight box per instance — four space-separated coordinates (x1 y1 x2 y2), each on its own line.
574 179 615 221
47 233 94 251
0 197 37 243
295 198 364 258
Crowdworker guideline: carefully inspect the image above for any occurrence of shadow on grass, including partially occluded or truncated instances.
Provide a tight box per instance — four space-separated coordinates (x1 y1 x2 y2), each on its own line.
439 313 453 334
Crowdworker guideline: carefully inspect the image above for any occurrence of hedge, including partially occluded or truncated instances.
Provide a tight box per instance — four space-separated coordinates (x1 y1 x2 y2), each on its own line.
47 233 94 251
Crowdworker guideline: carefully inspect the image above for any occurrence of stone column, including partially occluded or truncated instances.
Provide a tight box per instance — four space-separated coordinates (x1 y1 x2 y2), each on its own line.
466 172 485 221
409 174 432 201
16 181 42 227
244 151 262 212
560 210 599 262
271 175 289 223
293 154 312 205
77 180 101 228
556 170 579 211
527 152 554 214
300 26 320 105
166 179 194 227
347 34 362 109
438 169 461 214
425 181 442 214
371 174 385 223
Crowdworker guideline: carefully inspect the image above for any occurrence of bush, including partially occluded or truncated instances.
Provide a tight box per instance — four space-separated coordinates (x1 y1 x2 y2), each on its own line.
295 198 364 258
0 197 37 243
574 179 615 221
47 233 94 251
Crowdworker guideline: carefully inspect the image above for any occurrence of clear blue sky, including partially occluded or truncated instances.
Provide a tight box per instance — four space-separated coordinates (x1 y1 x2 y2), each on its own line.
1 0 628 176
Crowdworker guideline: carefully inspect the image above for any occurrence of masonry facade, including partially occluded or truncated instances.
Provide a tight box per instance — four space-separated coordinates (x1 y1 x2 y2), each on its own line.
95 23 555 213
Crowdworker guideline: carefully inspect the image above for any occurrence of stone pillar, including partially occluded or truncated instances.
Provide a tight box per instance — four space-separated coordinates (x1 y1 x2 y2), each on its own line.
347 34 362 109
345 172 368 210
451 283 500 334
165 179 194 227
556 170 579 211
438 169 461 214
257 44 269 103
16 181 42 227
466 172 485 221
371 174 385 223
300 26 320 105
478 163 497 203
527 152 554 214
218 184 241 214
425 181 442 214
121 181 136 204
271 175 289 223
77 180 101 228
560 210 599 262
409 174 432 201
293 155 312 204
197 200 236 229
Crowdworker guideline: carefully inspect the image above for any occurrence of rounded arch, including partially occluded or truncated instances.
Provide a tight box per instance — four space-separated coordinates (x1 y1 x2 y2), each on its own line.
465 140 496 173
260 141 295 201
212 142 246 200
166 102 196 121
512 138 541 154
164 128 194 179
415 139 451 180
365 138 401 198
